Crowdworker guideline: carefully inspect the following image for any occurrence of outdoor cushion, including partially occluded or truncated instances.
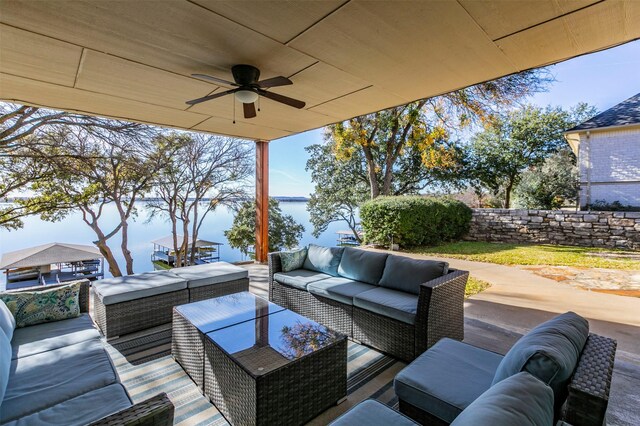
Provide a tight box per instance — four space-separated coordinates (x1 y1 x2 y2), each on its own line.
280 247 308 272
4 383 132 426
273 270 332 290
0 281 82 328
1 339 118 423
492 311 589 411
307 277 377 305
330 399 418 426
0 300 16 340
353 287 418 324
451 372 554 426
303 244 344 276
171 262 249 288
1 328 11 405
337 248 388 285
394 338 503 423
378 256 448 295
93 270 187 305
11 313 99 360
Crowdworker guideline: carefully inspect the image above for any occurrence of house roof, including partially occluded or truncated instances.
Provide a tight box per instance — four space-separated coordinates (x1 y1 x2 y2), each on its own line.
0 243 102 270
1 1 639 140
566 93 640 132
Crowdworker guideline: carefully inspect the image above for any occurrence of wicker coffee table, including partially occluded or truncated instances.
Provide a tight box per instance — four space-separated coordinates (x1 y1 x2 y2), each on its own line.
204 308 347 426
172 292 284 389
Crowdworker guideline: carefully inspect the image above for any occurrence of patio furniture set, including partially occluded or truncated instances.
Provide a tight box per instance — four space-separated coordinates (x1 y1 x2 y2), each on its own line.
0 246 618 425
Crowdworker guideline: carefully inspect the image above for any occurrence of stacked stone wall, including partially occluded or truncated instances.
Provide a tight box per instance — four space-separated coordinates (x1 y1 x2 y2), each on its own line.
465 209 640 250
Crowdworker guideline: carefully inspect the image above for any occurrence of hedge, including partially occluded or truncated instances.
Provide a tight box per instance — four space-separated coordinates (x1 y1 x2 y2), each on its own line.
360 196 472 248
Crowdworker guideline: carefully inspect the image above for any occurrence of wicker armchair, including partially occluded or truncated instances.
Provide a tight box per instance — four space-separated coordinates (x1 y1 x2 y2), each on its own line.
268 251 469 361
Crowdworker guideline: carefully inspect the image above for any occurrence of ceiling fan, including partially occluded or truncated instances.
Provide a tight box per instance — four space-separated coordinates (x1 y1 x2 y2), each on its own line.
186 64 305 119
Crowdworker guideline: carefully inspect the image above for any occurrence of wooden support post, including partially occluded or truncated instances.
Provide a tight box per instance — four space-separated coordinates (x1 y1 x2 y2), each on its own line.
255 140 269 263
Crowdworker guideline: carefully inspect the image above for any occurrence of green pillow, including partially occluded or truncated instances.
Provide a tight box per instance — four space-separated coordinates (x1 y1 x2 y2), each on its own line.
280 247 308 272
0 281 82 328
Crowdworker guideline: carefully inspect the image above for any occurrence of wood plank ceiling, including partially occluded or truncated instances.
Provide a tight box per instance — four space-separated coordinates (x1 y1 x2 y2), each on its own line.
1 0 638 140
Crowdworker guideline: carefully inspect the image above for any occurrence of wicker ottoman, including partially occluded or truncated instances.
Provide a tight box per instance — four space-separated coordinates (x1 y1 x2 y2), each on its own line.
171 262 250 302
93 271 189 338
203 309 348 426
172 292 284 389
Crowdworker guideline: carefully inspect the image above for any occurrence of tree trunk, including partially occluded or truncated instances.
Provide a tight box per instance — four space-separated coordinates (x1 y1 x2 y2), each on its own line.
504 179 514 208
120 220 135 275
189 200 198 265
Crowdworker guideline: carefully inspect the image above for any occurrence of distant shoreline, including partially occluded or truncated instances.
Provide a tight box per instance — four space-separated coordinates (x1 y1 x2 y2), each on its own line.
2 196 310 203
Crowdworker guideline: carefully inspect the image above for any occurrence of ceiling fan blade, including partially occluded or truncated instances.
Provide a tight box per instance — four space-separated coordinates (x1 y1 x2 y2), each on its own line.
243 102 257 119
258 89 305 109
191 73 238 87
186 89 237 105
258 76 293 88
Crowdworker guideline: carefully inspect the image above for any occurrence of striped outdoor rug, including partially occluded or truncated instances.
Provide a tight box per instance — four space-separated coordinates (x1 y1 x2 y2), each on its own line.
105 327 405 425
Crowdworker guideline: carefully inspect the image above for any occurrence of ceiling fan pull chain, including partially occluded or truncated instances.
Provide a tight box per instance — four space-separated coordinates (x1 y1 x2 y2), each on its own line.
258 96 261 112
233 96 236 124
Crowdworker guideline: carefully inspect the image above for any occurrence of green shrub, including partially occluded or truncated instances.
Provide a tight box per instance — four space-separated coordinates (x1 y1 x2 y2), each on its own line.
360 196 472 248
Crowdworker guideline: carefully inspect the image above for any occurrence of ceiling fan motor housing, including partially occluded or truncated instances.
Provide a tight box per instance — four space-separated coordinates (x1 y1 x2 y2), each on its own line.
232 64 260 86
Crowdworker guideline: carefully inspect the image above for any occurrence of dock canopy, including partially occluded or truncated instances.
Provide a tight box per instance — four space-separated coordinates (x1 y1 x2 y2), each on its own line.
0 243 103 270
151 235 222 249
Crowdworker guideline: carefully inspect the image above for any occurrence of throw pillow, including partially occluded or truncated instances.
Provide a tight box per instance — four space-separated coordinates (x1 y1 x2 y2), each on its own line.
303 244 344 276
0 300 16 341
280 247 308 272
0 281 82 328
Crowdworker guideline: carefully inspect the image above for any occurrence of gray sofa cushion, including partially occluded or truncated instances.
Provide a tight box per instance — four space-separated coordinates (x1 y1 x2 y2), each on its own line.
1 300 16 341
492 311 589 411
330 399 418 426
379 256 448 295
5 383 132 426
451 372 554 426
394 338 503 423
1 329 10 404
307 277 377 305
273 270 332 290
171 262 248 288
93 270 187 305
303 244 344 276
1 339 118 423
337 248 388 285
11 313 99 360
353 287 418 324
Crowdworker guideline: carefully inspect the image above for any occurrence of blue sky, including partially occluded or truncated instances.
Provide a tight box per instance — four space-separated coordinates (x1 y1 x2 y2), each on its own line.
269 40 640 197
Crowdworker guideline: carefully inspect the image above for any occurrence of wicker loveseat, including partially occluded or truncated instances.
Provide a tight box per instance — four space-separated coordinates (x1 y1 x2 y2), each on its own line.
268 245 469 361
0 281 174 425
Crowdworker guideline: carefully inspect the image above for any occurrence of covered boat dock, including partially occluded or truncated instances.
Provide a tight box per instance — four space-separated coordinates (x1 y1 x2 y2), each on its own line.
151 235 222 267
0 242 104 290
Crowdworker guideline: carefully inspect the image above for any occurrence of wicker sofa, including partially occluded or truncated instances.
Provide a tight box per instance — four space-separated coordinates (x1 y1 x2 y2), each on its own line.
268 245 469 361
0 280 174 425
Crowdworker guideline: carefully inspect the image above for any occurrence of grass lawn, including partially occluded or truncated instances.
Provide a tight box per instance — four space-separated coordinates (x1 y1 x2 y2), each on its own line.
412 241 640 270
466 276 491 298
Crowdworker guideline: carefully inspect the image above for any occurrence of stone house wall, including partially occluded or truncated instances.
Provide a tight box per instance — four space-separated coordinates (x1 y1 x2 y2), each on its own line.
465 209 640 250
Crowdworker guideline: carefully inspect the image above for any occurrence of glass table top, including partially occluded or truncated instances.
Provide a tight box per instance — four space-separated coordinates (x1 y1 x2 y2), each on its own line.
175 291 285 334
206 309 345 377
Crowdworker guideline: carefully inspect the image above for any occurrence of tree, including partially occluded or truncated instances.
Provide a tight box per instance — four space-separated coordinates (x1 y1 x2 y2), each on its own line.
466 103 596 208
0 103 141 229
307 69 550 233
225 198 304 257
18 123 166 276
305 142 368 241
514 149 579 209
147 133 253 266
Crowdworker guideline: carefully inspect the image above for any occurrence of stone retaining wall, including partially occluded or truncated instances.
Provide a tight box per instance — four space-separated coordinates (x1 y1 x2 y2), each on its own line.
465 209 640 250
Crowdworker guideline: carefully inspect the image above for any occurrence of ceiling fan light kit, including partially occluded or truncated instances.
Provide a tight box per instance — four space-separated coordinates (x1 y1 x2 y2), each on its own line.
188 64 305 120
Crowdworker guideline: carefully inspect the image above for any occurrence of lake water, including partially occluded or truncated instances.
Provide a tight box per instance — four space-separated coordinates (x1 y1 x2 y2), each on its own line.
0 201 352 285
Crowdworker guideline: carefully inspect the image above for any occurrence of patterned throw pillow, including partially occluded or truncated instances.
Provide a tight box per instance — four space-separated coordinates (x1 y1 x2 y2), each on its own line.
280 247 308 272
0 281 82 328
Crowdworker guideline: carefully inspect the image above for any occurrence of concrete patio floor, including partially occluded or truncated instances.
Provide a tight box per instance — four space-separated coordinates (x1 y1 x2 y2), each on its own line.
244 253 640 426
